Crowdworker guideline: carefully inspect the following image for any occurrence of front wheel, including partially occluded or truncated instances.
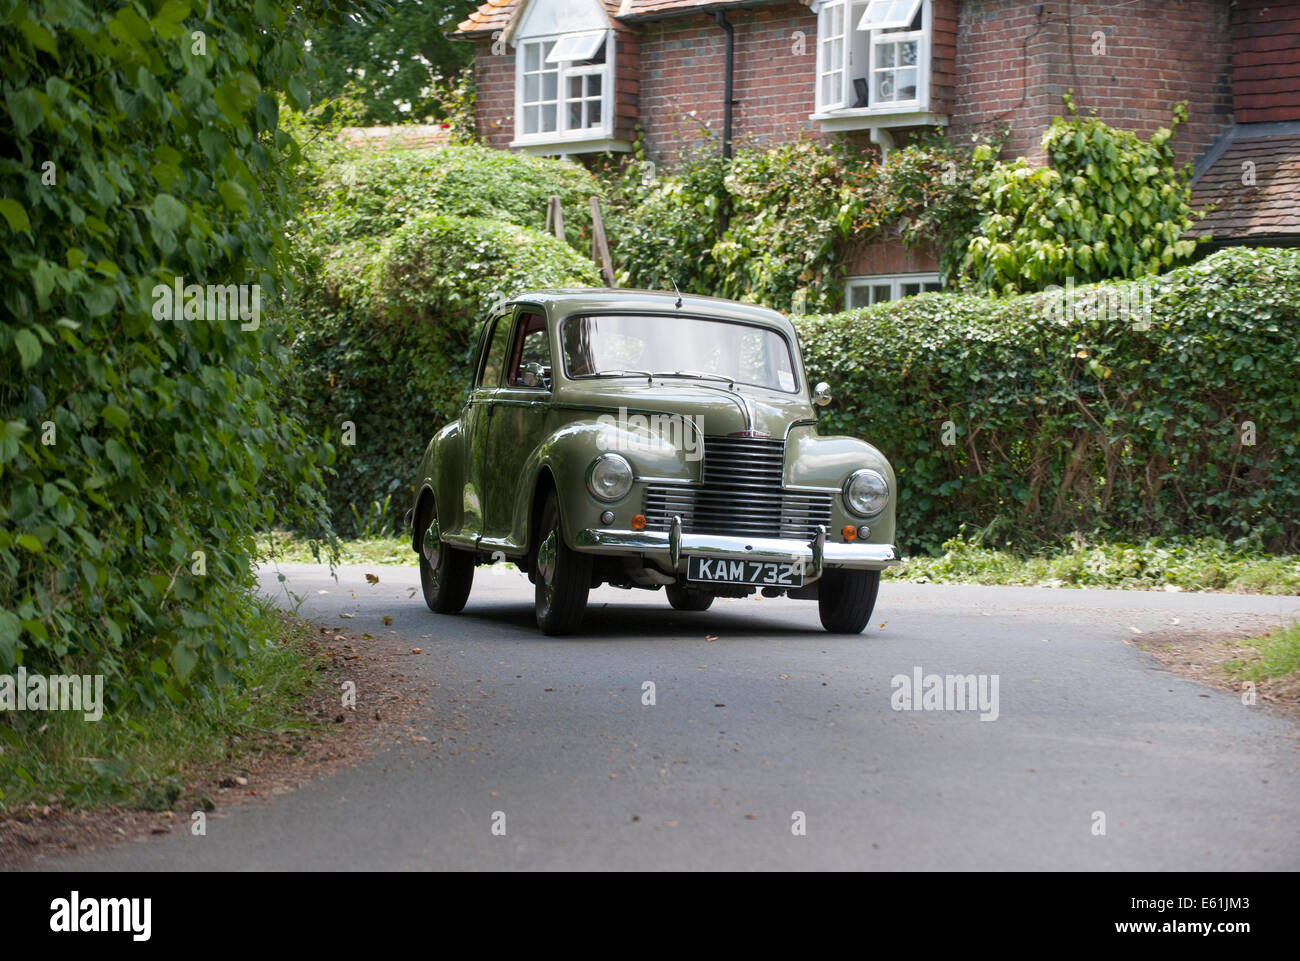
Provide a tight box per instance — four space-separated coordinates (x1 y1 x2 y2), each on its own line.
817 569 880 633
666 582 713 611
534 492 591 635
418 498 474 614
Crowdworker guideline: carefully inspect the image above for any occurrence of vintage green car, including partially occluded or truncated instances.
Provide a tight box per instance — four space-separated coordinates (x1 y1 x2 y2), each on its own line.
405 289 899 635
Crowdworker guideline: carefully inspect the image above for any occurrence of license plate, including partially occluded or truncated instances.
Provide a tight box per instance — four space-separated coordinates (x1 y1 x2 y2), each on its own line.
686 556 802 588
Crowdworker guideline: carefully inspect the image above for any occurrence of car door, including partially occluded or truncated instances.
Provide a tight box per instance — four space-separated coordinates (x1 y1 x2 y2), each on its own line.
457 310 513 544
482 306 554 549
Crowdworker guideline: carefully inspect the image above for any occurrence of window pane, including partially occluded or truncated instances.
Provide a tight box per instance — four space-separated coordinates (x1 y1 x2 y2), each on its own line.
847 285 868 309
899 40 918 66
546 30 605 64
877 43 895 68
588 98 601 126
541 103 556 131
524 43 539 72
567 75 583 99
569 100 583 129
924 282 943 292
901 283 921 297
586 74 602 97
524 105 538 134
524 74 538 103
871 284 892 303
542 72 557 101
859 0 921 30
895 67 917 100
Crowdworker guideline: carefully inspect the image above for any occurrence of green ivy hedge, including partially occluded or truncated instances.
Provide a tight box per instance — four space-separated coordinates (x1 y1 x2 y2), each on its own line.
797 247 1300 554
0 0 345 701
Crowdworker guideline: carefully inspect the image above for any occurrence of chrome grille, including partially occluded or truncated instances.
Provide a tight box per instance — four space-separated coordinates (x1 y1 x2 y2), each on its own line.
642 436 832 539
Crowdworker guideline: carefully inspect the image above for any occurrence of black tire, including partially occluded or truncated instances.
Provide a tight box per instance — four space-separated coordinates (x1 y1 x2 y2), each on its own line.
417 497 474 614
817 569 880 634
666 582 714 611
534 492 592 635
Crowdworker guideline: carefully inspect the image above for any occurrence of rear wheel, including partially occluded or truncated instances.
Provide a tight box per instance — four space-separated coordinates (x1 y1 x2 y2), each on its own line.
817 569 880 634
666 582 714 611
417 497 474 614
534 492 591 635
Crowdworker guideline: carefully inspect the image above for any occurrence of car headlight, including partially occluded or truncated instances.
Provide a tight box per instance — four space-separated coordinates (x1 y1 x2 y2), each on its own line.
843 468 888 517
587 453 634 502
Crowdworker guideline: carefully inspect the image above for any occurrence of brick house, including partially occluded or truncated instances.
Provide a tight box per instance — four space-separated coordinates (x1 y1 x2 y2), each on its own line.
454 0 1300 303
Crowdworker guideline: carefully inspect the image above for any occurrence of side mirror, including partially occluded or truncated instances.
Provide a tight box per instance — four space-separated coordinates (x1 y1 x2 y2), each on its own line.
520 362 548 389
812 381 832 407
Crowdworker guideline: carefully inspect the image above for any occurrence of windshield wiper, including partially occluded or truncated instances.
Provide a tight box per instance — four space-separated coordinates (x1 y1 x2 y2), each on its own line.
650 370 736 386
585 369 654 379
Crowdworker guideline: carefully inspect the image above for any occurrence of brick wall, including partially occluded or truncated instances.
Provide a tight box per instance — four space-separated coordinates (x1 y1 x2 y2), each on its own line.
952 0 1233 166
1233 0 1300 123
843 239 940 275
472 39 514 149
638 7 824 167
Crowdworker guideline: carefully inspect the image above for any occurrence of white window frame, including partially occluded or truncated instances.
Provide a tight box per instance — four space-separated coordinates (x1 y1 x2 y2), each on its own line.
513 29 615 148
812 0 934 124
845 272 943 308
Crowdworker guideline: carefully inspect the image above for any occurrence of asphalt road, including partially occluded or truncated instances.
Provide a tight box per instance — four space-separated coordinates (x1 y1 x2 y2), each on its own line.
45 564 1300 870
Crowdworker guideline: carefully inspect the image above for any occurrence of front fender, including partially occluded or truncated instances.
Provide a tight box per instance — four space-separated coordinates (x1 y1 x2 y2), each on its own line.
786 424 896 545
508 419 702 553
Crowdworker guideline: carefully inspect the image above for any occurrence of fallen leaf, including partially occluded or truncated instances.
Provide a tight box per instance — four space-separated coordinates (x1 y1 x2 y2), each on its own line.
365 573 379 584
412 648 422 654
1129 625 1144 634
705 634 718 642
339 612 353 619
878 621 887 628
381 615 393 626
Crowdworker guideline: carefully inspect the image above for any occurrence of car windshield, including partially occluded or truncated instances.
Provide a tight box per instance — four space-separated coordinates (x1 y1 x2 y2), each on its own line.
561 313 799 393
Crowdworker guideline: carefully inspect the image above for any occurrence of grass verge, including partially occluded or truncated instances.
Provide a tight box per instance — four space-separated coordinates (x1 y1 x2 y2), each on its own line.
885 535 1300 594
0 598 328 812
1223 620 1300 695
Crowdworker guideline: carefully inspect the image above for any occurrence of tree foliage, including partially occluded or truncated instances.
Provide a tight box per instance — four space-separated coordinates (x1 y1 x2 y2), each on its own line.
304 0 476 125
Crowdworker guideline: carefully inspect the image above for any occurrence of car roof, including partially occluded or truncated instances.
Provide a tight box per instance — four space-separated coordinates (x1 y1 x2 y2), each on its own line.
505 288 796 334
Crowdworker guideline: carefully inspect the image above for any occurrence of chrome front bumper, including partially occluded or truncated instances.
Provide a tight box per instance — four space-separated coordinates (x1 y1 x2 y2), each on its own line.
572 519 899 577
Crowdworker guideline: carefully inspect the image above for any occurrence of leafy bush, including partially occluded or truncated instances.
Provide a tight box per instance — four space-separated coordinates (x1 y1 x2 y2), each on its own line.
797 247 1300 554
961 99 1202 293
611 140 861 311
0 1 338 701
298 143 606 250
292 211 601 533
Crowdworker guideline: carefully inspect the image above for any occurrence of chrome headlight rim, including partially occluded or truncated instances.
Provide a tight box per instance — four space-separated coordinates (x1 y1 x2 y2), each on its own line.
587 453 634 502
843 468 889 518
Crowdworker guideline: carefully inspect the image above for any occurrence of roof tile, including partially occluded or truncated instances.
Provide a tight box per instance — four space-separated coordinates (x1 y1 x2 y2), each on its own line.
1189 134 1300 240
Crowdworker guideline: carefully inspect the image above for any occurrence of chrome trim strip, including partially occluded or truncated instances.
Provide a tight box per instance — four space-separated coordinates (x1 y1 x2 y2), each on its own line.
572 528 900 568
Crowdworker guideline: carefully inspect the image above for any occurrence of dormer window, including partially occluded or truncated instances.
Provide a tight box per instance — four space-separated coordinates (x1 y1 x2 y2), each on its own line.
813 0 935 127
510 0 619 151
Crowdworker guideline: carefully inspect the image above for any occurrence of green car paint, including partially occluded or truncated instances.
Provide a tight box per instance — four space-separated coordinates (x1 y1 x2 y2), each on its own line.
408 288 899 632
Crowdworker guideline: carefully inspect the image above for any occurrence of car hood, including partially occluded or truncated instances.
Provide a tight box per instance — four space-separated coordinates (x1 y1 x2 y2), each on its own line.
559 379 814 438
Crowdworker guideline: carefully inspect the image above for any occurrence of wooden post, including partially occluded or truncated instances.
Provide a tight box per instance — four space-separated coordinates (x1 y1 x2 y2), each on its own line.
545 194 564 241
590 195 615 287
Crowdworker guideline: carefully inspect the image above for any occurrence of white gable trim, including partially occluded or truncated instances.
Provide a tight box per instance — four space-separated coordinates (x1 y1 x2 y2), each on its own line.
507 0 613 45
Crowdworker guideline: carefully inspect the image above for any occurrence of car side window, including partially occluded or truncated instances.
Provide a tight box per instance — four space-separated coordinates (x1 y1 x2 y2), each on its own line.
477 315 513 389
506 312 550 387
